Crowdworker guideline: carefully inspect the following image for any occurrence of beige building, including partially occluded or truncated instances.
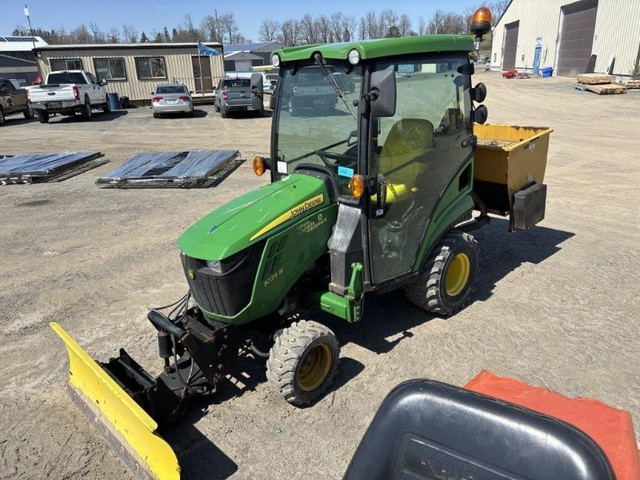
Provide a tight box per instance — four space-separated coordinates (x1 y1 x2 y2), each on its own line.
33 42 224 104
491 0 640 77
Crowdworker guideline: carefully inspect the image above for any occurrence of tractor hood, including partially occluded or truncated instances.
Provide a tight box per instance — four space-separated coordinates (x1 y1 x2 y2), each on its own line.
177 173 331 260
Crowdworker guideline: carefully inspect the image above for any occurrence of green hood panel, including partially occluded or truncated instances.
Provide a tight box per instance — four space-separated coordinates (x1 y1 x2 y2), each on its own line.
177 173 330 260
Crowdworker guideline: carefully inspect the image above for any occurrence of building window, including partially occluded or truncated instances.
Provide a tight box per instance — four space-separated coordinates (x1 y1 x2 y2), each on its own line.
50 58 83 70
93 57 127 81
135 57 167 80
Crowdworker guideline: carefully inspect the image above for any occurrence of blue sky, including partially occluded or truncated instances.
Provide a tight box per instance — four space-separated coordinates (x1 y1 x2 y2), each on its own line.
2 0 484 43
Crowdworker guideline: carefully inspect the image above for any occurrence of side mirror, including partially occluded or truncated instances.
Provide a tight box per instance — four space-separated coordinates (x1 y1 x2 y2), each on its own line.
269 91 277 110
369 70 396 117
471 82 487 103
250 73 264 111
474 104 488 124
151 91 155 95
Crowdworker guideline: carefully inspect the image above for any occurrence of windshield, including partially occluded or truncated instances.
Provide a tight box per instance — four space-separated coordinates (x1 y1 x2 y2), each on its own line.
156 85 187 94
274 64 362 197
48 72 87 84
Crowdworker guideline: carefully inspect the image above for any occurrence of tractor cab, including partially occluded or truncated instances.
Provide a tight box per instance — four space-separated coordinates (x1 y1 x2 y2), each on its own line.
253 36 488 319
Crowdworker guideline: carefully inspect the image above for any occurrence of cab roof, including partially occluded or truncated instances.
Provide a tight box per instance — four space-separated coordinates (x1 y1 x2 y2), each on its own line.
275 35 474 64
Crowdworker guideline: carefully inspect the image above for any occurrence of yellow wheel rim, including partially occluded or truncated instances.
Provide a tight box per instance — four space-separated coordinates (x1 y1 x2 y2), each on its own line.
298 343 332 392
445 253 471 297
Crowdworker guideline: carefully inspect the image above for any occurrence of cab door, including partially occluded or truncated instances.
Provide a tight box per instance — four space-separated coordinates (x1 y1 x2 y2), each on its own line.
367 55 473 285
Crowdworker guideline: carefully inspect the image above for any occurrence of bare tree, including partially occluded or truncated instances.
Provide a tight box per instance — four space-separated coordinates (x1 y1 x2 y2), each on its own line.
88 22 105 43
428 10 465 34
316 15 331 43
398 14 412 37
281 19 301 46
379 9 399 36
218 13 239 44
107 27 120 43
300 14 317 44
182 13 201 41
121 24 138 43
490 0 509 25
70 24 92 44
201 14 222 43
259 19 281 42
358 16 367 40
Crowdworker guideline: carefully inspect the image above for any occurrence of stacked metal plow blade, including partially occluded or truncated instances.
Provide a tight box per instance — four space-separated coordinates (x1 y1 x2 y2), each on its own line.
0 151 105 184
96 149 239 188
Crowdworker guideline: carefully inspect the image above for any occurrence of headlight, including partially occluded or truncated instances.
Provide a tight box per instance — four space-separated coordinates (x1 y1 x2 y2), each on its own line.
348 49 360 65
206 259 222 273
272 54 281 67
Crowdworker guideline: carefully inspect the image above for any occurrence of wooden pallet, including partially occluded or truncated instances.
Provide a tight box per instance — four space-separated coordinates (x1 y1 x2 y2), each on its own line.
576 73 616 85
0 157 107 185
626 80 640 89
582 83 627 95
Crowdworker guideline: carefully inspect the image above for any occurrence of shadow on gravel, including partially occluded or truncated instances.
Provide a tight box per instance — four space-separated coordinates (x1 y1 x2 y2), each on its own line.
325 217 574 356
162 416 238 479
53 110 128 123
472 218 574 302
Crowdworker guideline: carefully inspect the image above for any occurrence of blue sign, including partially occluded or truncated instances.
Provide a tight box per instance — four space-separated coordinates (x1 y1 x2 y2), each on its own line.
338 166 354 178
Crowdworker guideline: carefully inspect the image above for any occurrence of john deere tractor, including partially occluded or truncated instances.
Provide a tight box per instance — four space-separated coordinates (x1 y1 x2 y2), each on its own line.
52 9 553 479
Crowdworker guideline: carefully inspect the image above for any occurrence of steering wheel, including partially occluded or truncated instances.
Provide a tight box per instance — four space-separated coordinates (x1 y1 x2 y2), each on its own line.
316 150 355 168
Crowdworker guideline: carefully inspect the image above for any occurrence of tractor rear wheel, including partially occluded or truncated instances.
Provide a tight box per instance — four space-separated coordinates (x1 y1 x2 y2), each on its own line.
266 320 339 406
405 230 478 316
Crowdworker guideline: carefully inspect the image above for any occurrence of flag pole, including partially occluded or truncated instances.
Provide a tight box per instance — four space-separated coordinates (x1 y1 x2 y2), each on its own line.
197 42 204 94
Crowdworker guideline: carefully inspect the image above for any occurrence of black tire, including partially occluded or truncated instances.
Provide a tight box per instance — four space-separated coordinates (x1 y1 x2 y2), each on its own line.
36 110 49 123
23 106 34 119
153 112 160 119
266 320 339 406
0 108 5 126
81 97 92 120
103 95 111 113
405 230 478 316
221 108 229 118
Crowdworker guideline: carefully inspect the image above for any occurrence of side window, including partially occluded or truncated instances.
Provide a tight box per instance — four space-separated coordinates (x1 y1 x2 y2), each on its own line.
50 58 83 71
135 57 167 80
86 73 98 84
93 58 127 81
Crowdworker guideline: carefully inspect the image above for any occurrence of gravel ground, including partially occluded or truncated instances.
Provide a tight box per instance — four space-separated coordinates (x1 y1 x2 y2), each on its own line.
0 71 638 480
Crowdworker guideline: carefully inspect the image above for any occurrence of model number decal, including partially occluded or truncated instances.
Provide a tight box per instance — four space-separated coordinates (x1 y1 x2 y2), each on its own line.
263 268 284 287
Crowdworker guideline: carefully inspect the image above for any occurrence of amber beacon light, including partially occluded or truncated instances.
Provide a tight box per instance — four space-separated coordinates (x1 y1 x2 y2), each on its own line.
470 7 492 50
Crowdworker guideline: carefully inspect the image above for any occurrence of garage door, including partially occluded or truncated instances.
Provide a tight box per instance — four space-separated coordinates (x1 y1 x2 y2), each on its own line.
557 0 598 77
503 21 519 71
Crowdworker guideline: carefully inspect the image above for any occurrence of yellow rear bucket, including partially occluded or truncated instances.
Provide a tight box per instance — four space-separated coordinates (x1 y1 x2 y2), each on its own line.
50 322 180 480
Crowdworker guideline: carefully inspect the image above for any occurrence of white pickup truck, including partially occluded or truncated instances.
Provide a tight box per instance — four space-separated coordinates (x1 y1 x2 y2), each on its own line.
29 70 110 123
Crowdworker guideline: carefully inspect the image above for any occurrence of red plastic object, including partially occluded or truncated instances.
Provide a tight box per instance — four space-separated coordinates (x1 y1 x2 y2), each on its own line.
465 370 640 480
502 69 517 78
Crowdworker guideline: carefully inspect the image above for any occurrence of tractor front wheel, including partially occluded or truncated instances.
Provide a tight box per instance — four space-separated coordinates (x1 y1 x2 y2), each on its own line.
266 320 339 406
405 230 478 316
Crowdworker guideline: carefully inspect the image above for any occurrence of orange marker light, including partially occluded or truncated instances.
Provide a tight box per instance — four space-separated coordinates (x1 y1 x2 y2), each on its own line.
349 174 365 199
253 156 265 176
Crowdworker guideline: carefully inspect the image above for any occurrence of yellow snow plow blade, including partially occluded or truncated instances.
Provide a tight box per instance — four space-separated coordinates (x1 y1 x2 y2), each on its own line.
50 322 180 480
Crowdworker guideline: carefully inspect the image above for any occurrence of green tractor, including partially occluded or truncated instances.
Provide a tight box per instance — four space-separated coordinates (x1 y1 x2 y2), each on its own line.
52 10 552 479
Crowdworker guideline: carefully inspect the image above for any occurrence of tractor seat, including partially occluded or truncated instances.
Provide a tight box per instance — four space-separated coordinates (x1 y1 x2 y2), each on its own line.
379 118 434 202
343 379 616 480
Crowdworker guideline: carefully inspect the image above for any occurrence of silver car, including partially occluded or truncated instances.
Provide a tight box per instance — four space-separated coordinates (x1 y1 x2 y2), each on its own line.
151 83 193 117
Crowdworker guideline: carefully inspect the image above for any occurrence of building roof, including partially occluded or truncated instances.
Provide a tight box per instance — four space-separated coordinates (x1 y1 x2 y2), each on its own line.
34 41 222 52
276 35 474 63
0 36 47 51
224 41 283 53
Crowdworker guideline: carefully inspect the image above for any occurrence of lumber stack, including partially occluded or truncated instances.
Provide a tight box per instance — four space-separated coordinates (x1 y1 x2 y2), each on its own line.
575 73 626 95
626 80 640 89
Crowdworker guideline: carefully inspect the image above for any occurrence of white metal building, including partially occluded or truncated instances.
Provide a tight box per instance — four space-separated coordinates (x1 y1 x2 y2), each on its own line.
491 0 640 77
33 42 224 103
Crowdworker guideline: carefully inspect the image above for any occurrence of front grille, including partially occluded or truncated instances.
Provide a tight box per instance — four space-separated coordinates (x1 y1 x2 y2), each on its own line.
181 243 263 317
